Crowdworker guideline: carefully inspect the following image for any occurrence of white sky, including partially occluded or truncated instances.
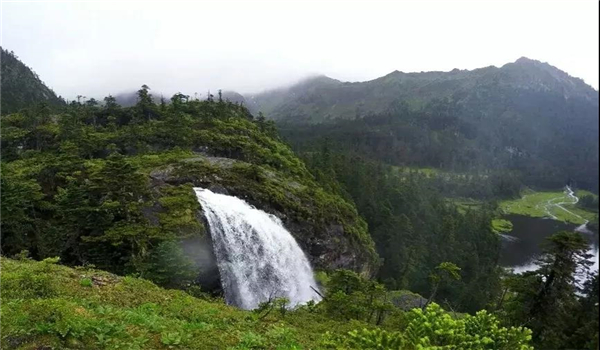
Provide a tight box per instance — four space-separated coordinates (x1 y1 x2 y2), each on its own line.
1 0 599 100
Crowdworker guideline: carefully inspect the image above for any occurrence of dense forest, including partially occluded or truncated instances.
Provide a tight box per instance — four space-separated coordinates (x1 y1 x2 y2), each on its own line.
250 58 599 193
298 147 599 349
0 86 381 283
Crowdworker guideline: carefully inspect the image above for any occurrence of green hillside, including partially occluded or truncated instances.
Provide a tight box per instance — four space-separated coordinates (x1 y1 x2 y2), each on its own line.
249 58 597 123
0 257 535 350
0 86 377 288
265 59 599 193
1 48 65 114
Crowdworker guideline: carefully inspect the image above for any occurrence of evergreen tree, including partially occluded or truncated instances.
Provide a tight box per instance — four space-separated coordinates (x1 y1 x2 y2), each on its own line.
502 231 593 349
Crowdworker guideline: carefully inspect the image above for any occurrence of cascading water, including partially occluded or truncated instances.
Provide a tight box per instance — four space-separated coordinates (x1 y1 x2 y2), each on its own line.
194 188 321 310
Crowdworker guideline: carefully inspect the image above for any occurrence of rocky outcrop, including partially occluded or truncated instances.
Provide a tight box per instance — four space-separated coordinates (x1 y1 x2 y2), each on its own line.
389 290 428 311
148 154 378 279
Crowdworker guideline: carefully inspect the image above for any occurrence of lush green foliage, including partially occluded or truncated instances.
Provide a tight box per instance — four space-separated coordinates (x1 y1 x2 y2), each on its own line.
321 270 394 324
301 149 503 313
0 258 534 350
321 304 532 349
0 85 376 287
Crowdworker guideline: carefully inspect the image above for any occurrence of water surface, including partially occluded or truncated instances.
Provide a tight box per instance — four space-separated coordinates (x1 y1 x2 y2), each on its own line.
499 214 599 274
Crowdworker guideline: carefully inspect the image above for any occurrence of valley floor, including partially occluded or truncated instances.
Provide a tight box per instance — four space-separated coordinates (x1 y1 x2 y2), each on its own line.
499 189 597 225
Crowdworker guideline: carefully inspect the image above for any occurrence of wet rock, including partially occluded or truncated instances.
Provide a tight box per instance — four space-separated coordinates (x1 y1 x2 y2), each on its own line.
148 154 378 279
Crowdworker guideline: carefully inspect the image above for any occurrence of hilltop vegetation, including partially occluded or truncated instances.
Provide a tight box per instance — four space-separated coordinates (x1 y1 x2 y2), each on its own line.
0 48 65 114
0 85 377 289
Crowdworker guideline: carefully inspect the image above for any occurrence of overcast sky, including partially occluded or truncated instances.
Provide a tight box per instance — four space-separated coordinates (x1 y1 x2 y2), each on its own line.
2 0 598 100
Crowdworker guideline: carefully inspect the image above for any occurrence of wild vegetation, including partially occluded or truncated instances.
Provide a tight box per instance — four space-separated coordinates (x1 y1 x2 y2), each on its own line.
269 58 598 193
0 257 535 350
0 85 376 288
497 231 598 349
302 149 503 313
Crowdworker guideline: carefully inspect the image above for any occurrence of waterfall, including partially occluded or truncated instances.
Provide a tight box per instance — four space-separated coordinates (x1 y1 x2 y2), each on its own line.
194 188 321 310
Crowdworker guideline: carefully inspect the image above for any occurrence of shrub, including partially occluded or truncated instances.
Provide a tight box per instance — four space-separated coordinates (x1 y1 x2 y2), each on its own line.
80 278 93 287
321 303 533 349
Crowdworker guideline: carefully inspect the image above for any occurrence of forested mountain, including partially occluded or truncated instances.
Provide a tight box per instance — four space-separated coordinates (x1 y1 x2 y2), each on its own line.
0 86 380 286
0 48 65 114
249 58 599 192
248 57 597 123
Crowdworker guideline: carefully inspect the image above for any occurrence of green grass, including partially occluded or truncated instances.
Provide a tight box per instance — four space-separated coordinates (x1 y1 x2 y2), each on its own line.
0 257 369 350
0 257 535 350
491 219 513 234
499 190 596 225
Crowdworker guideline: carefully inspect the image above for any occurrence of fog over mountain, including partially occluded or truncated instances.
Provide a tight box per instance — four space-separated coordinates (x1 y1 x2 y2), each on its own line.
2 0 598 100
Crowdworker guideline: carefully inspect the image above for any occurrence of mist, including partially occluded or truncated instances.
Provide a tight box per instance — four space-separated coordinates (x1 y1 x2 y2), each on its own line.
2 0 598 101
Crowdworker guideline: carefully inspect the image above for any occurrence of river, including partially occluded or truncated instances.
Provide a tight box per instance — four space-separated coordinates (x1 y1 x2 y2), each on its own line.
499 187 599 277
499 214 599 274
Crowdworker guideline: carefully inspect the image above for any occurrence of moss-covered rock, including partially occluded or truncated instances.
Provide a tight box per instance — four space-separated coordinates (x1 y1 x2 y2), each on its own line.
149 154 379 277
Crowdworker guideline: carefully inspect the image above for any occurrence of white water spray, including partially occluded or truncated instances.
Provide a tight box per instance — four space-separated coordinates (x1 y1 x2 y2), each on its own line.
194 188 321 310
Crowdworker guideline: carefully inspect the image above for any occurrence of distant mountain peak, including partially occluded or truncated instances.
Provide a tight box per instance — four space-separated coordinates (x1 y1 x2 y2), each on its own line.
514 56 539 64
301 74 339 84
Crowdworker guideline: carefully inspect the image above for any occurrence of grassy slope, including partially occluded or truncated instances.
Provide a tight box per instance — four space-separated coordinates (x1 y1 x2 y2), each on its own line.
499 190 597 225
0 257 368 350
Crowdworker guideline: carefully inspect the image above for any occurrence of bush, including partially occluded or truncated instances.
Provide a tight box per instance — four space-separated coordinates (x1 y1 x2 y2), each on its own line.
322 269 393 324
80 278 93 287
321 303 533 349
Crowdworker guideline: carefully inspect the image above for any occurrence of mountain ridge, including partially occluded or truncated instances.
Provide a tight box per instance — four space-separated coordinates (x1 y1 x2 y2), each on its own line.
0 47 65 114
243 57 598 123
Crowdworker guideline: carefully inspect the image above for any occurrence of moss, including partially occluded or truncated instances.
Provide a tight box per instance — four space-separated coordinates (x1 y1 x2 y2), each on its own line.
491 218 513 234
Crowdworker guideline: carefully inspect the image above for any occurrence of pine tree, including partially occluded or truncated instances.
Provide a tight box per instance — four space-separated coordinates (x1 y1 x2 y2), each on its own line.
503 231 593 349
